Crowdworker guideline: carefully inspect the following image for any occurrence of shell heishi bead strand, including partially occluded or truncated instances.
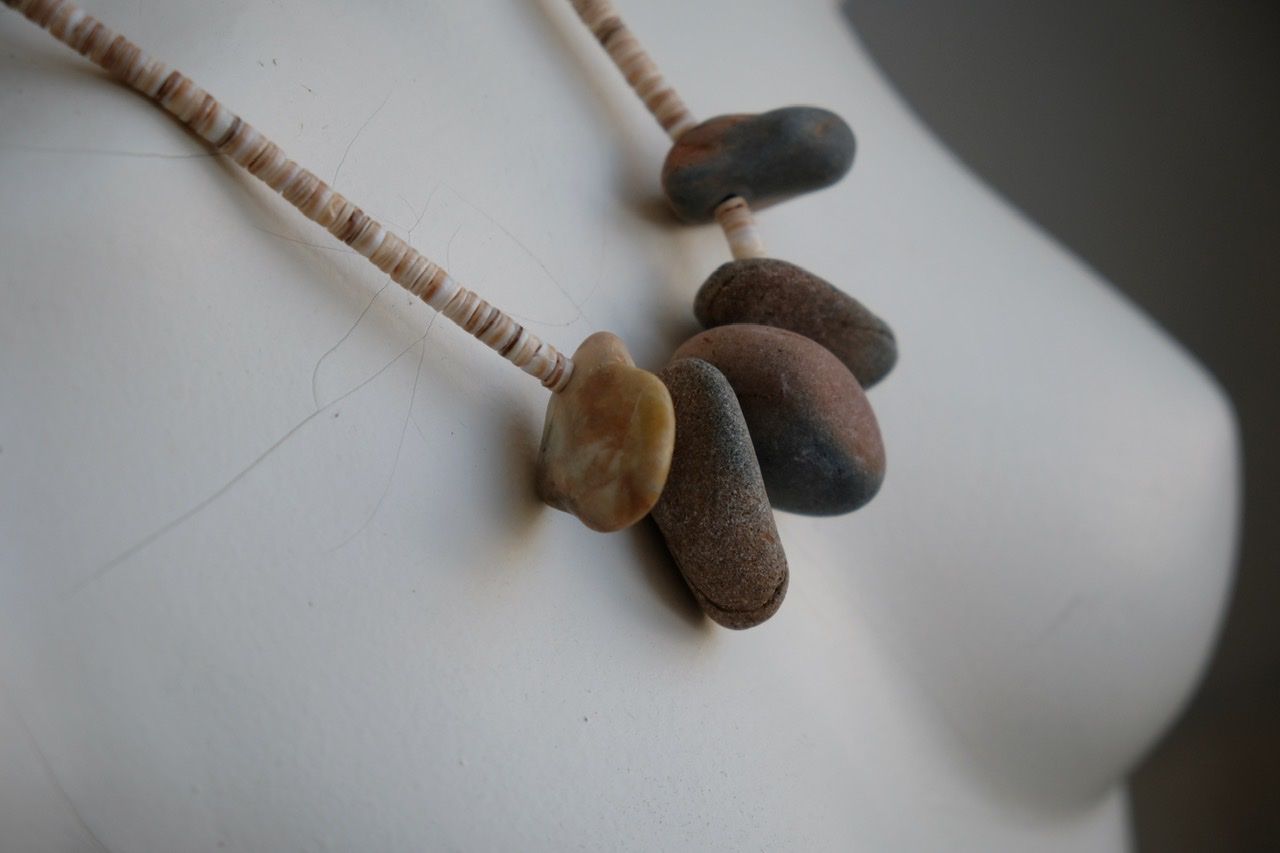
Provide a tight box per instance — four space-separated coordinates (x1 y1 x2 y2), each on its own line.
569 0 695 140
714 197 766 260
8 0 574 392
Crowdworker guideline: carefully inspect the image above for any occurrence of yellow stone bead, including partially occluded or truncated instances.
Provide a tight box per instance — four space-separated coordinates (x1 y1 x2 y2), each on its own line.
536 332 675 532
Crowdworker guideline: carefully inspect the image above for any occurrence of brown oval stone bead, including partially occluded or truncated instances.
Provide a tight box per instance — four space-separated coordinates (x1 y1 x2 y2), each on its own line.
673 325 885 516
651 358 788 629
694 257 897 388
661 106 856 222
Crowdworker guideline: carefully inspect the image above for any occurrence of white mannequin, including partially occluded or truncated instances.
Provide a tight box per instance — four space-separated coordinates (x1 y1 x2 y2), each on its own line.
0 1 1239 850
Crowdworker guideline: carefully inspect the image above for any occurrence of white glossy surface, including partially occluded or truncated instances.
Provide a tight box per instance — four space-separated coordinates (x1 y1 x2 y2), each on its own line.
0 1 1239 850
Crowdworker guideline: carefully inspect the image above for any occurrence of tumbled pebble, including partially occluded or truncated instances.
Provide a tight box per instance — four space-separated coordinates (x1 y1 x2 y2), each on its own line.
536 332 675 532
661 106 856 222
651 358 788 629
695 257 897 388
673 325 885 516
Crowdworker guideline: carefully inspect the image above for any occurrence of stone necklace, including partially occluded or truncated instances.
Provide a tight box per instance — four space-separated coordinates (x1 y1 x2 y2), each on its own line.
554 0 898 627
6 0 895 630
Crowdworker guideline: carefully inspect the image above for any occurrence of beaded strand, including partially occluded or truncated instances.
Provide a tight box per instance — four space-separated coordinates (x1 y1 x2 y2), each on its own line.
713 197 767 261
5 0 574 392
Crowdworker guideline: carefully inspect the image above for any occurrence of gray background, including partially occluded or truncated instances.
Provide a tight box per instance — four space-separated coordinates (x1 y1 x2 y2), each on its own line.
842 1 1278 848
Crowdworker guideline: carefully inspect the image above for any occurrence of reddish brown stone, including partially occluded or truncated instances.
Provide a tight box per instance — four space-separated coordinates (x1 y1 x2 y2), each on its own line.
651 358 788 629
694 258 897 388
673 325 885 516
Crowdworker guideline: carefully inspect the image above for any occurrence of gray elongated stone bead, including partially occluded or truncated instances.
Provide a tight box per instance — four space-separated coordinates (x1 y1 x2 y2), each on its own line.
694 258 897 388
661 106 856 222
673 325 885 516
651 358 789 629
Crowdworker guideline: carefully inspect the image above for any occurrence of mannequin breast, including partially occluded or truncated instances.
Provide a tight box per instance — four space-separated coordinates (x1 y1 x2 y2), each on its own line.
0 0 1237 850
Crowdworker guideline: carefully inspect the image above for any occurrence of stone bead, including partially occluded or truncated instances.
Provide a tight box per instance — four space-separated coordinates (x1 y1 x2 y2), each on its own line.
694 257 897 388
651 358 789 629
661 106 856 223
536 332 675 532
673 325 885 516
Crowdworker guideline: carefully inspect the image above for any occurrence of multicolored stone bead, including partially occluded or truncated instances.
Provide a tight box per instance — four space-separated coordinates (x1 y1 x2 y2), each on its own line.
536 332 675 532
673 325 885 516
661 106 856 222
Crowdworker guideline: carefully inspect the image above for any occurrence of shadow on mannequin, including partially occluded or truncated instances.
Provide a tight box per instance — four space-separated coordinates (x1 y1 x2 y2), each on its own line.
629 518 709 630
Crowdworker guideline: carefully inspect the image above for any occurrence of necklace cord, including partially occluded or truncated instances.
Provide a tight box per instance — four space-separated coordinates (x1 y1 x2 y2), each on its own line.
568 0 767 259
4 0 575 393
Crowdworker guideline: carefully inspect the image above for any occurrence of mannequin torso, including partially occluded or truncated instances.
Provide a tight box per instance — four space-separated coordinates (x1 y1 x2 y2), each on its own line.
0 1 1238 850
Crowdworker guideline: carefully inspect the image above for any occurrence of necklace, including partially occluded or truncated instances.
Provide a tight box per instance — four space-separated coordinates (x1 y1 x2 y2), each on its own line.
562 0 897 627
5 0 896 630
